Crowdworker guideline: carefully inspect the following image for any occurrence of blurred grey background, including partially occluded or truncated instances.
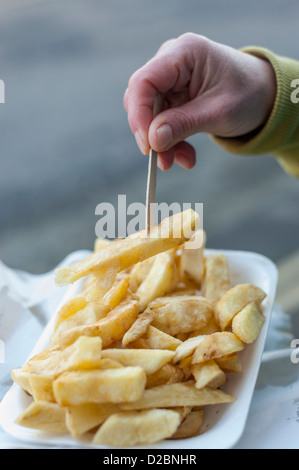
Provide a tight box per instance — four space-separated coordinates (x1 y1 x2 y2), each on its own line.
0 0 298 321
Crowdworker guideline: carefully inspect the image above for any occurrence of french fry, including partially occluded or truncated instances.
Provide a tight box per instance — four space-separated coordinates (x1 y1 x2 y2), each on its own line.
178 356 193 370
232 302 265 343
92 409 181 446
188 316 220 336
215 283 266 330
97 358 124 369
175 332 190 342
192 332 244 364
148 294 210 309
29 374 56 402
55 209 199 286
15 401 68 433
179 230 206 286
51 302 109 345
85 267 118 302
66 403 119 437
102 273 130 309
202 254 231 303
54 295 88 330
169 410 204 439
136 252 176 312
58 298 139 348
10 369 33 396
26 348 61 376
150 296 214 336
144 326 182 351
25 344 60 364
121 381 235 410
101 349 175 375
146 364 185 389
173 335 208 364
122 309 154 346
129 258 155 293
168 289 198 297
169 406 192 421
53 366 146 406
190 360 227 389
27 336 103 377
94 238 111 252
215 353 243 373
126 338 151 349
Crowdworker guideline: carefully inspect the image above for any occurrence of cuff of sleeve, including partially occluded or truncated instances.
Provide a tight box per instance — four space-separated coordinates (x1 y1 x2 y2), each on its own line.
276 154 299 178
211 47 299 164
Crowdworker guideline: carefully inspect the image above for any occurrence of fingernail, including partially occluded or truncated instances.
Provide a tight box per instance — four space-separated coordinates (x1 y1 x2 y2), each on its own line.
157 158 166 171
157 124 173 150
135 131 146 154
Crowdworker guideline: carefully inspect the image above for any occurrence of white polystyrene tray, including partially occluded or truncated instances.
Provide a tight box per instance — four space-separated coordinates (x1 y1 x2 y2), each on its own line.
0 249 278 449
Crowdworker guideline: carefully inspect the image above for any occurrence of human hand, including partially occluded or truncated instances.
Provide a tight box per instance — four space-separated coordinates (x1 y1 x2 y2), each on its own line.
124 33 276 170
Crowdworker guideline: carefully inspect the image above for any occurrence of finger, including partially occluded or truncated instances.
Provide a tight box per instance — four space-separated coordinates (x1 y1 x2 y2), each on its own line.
126 73 159 155
157 149 174 171
173 141 196 169
125 53 191 155
148 98 208 152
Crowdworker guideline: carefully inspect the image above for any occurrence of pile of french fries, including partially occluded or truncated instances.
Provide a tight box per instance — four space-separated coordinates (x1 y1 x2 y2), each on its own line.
11 209 267 447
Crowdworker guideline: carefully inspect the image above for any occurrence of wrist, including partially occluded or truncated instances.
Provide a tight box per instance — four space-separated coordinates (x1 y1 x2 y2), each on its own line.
250 56 276 132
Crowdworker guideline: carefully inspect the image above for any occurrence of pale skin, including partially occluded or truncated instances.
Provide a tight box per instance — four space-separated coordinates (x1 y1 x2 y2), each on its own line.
123 33 276 171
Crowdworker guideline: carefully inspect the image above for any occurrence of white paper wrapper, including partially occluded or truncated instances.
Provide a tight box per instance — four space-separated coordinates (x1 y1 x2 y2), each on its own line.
0 251 298 449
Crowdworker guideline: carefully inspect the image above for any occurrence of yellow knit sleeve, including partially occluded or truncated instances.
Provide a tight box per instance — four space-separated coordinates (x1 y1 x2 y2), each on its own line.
211 47 299 178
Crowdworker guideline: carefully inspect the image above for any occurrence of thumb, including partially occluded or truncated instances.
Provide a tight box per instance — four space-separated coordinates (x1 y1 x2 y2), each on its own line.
148 99 207 152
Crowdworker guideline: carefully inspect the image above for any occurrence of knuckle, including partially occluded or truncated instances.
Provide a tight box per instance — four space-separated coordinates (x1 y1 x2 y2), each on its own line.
158 38 176 53
172 108 198 140
177 32 209 48
177 32 197 43
128 70 141 88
